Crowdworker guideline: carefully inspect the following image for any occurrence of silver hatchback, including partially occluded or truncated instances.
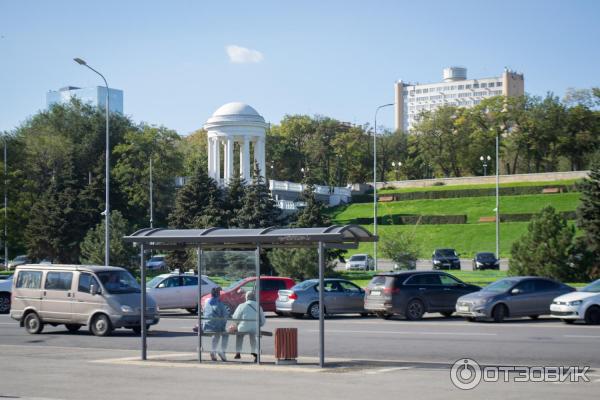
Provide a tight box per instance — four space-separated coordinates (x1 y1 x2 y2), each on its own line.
276 278 367 319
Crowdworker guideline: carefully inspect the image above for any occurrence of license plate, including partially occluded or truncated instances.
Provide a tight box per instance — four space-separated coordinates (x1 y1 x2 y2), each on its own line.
370 290 381 296
457 305 469 312
279 296 288 301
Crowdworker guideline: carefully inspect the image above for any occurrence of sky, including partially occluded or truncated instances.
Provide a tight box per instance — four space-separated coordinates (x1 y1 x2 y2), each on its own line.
1 0 599 135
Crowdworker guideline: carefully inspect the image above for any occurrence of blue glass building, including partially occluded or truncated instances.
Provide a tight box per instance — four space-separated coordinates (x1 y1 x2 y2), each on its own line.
46 86 124 113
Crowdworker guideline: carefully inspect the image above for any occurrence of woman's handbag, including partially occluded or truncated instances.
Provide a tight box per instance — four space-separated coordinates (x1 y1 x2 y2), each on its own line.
226 321 238 334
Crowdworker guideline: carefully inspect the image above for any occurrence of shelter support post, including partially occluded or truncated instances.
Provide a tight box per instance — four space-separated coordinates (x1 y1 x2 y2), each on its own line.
140 244 147 360
318 241 325 368
255 244 261 364
197 247 203 362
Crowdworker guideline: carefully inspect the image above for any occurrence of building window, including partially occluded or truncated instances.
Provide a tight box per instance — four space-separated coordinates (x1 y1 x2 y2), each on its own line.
458 85 464 90
480 83 487 88
466 84 472 89
473 83 479 88
496 82 502 87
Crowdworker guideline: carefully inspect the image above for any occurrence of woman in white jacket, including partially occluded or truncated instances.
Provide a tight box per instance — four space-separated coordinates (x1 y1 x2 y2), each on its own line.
232 291 265 362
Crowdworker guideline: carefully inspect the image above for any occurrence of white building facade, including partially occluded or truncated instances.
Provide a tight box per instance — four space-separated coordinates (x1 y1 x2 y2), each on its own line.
203 102 268 185
394 67 524 132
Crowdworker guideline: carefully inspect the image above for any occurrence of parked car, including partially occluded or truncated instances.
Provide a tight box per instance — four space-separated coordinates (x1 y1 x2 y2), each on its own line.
276 278 368 319
0 274 13 313
455 276 575 322
8 255 30 271
432 249 461 270
147 273 217 314
10 264 159 336
200 276 295 314
345 254 374 271
146 255 168 271
472 252 499 270
364 271 480 320
550 279 600 325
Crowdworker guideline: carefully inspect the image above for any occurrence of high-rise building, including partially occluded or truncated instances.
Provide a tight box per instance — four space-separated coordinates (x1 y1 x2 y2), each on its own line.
46 86 124 114
394 67 524 132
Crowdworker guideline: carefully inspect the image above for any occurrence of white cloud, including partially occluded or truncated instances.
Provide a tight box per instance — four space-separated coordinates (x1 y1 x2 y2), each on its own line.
225 45 264 64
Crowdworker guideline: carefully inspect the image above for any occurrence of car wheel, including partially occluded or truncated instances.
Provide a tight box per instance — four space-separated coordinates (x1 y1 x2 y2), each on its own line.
441 311 453 318
529 315 539 320
492 304 507 323
90 314 113 337
24 312 44 334
275 311 284 317
65 324 81 333
187 305 198 315
584 306 600 325
308 302 323 319
375 311 392 319
466 317 477 322
291 312 304 319
561 319 575 324
406 299 425 321
360 312 370 317
132 325 150 335
0 293 10 314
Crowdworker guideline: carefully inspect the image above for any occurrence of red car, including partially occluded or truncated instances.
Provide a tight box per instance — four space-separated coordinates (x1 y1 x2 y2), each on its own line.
200 276 295 314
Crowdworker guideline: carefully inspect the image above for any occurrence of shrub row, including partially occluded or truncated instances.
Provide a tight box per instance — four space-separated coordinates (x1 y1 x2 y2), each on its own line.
351 214 467 225
351 184 578 203
499 210 577 222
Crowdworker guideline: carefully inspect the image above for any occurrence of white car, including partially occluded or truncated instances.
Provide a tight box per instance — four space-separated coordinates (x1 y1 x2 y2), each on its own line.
345 254 375 271
146 273 217 314
0 274 13 314
550 279 600 324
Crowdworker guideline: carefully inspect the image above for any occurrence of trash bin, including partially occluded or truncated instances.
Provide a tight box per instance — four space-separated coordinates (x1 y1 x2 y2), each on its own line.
274 328 298 365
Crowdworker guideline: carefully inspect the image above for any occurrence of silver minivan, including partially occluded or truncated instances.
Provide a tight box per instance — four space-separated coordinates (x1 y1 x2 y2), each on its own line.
10 264 159 336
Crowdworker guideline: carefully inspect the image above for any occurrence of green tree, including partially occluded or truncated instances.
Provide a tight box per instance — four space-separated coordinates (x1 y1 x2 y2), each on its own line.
380 230 421 270
509 206 576 281
232 164 280 228
79 210 137 268
574 159 600 279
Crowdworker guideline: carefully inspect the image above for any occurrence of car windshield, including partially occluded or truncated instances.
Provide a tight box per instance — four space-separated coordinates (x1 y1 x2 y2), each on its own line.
482 278 518 293
146 276 165 288
581 280 600 293
436 249 456 257
350 255 366 261
14 255 28 261
149 256 164 262
477 253 496 260
292 280 316 291
224 278 247 291
97 270 140 294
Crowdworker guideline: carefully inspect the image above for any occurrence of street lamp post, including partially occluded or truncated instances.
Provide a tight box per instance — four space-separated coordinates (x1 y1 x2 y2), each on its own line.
149 157 154 229
391 161 402 181
74 57 110 266
3 138 7 269
373 103 394 271
480 155 491 176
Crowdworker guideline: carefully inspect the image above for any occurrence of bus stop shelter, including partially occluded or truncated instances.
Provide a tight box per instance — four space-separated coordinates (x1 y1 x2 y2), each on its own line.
123 225 377 368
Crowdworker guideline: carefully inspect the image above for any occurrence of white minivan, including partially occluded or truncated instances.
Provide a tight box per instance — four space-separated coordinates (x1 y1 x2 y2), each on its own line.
10 264 160 336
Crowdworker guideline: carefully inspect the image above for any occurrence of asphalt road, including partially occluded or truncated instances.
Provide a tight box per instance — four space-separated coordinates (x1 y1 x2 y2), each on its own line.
1 312 598 400
1 311 598 367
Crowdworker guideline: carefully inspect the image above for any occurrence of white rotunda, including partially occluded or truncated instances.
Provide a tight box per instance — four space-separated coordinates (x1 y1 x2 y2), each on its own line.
203 102 268 186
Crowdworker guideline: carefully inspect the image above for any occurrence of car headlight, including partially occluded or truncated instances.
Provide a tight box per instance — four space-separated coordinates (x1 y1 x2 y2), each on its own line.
568 300 582 306
433 260 441 264
121 305 133 313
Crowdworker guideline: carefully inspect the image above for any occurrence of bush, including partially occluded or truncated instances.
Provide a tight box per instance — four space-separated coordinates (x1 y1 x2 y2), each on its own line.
500 211 577 222
380 231 421 269
351 214 467 225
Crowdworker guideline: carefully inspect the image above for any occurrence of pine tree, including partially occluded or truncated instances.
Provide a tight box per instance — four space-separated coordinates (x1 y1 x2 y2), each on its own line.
79 210 137 268
574 158 600 278
232 163 280 228
509 206 576 281
224 173 246 227
294 182 331 228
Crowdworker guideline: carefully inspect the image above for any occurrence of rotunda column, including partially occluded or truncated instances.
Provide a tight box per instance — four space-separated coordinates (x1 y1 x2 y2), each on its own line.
207 137 214 180
241 136 250 182
215 138 221 184
258 137 266 180
226 137 234 183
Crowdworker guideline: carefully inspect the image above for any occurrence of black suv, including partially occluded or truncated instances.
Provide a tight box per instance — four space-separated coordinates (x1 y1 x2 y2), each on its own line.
432 248 461 270
472 252 499 270
364 271 480 320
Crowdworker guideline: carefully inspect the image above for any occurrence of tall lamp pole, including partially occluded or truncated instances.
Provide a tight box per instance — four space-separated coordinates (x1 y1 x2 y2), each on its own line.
495 133 500 260
3 138 7 269
149 157 154 229
74 57 110 266
373 103 394 271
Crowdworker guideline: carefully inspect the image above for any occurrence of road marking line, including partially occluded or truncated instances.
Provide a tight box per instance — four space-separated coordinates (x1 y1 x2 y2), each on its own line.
307 329 497 336
563 335 600 339
365 366 413 374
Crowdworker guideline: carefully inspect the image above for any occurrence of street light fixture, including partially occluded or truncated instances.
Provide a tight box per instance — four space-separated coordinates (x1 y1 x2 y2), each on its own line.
74 57 111 266
479 155 491 176
2 137 7 269
373 103 394 271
